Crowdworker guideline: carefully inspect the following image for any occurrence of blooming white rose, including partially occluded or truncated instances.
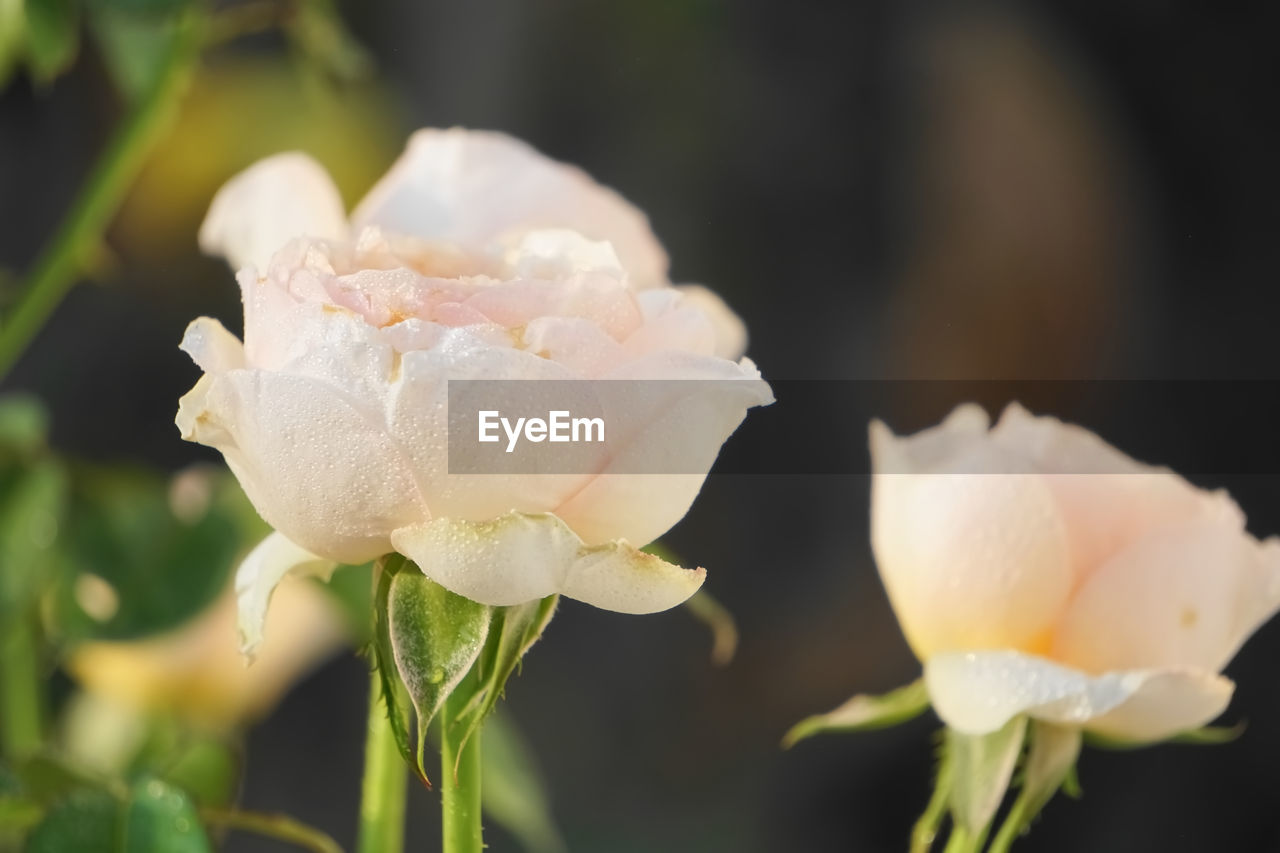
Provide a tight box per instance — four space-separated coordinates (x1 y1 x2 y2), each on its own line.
871 403 1280 743
178 129 771 652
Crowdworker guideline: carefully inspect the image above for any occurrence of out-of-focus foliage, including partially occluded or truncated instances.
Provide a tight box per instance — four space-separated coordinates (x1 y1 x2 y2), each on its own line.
24 777 210 852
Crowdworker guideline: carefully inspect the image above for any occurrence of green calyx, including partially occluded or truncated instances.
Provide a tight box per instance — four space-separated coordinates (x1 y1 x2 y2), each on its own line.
370 554 558 786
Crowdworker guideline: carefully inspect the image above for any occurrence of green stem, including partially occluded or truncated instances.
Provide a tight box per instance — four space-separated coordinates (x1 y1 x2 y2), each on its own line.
911 742 953 853
0 613 42 760
0 9 204 380
987 790 1032 853
357 669 407 853
440 687 484 853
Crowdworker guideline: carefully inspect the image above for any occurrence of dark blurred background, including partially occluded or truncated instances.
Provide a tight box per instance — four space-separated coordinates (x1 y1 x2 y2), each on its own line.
5 1 1280 850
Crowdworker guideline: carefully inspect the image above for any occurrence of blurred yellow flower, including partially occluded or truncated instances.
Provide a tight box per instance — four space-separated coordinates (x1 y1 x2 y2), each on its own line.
67 575 348 731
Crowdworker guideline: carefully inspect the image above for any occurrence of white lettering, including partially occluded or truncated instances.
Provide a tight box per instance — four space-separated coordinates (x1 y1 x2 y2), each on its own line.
478 411 500 442
502 416 526 453
481 411 605 452
573 416 604 442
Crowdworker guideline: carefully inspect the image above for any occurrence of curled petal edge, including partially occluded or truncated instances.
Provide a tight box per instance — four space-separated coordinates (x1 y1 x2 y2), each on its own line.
236 531 337 659
925 649 1234 743
390 511 706 614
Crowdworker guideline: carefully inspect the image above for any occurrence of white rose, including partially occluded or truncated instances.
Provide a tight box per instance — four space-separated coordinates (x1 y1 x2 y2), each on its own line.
871 403 1280 742
177 129 771 651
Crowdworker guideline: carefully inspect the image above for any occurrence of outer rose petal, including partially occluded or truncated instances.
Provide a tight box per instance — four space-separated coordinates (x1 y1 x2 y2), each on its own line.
1052 523 1280 674
552 352 774 546
179 317 244 374
926 650 1233 742
390 512 706 613
199 153 348 273
673 284 749 361
992 402 1244 579
870 418 1073 657
235 532 337 657
177 368 428 563
351 128 669 288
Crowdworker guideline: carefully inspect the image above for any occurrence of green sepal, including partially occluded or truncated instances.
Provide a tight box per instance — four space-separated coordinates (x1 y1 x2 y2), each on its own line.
987 722 1082 852
450 594 558 766
682 589 738 666
1084 721 1245 751
783 677 930 747
948 716 1027 841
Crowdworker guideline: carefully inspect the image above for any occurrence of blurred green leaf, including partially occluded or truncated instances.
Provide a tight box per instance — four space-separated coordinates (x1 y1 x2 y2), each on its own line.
0 394 49 457
481 712 566 853
89 0 190 16
0 457 67 619
154 739 238 810
25 788 117 853
24 0 80 84
287 0 371 85
0 0 24 88
321 561 373 644
11 753 103 805
783 678 930 747
25 777 211 852
55 466 236 642
86 4 177 102
121 777 210 852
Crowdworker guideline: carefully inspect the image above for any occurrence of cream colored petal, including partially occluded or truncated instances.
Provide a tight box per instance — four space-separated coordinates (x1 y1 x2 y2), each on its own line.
870 417 1071 657
673 284 749 361
868 403 991 476
1052 523 1280 674
179 317 245 374
991 402 1244 578
391 511 705 613
351 128 669 287
926 650 1233 742
199 153 349 273
235 531 336 658
552 352 773 546
182 368 427 563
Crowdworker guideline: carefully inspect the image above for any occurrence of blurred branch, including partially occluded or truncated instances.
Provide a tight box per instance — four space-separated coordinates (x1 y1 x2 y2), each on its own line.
206 0 295 47
200 807 345 853
0 613 42 760
0 8 205 381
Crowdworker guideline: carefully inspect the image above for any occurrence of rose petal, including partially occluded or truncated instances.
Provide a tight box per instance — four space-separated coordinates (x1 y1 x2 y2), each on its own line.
179 317 245 374
390 511 705 612
1052 522 1280 674
871 416 1072 657
181 369 428 563
351 128 669 287
200 153 348 273
926 650 1233 742
992 402 1245 578
235 531 337 658
552 352 773 546
673 284 749 361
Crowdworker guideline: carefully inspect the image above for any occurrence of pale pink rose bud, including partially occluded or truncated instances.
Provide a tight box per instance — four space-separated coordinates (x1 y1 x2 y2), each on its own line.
871 403 1280 743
